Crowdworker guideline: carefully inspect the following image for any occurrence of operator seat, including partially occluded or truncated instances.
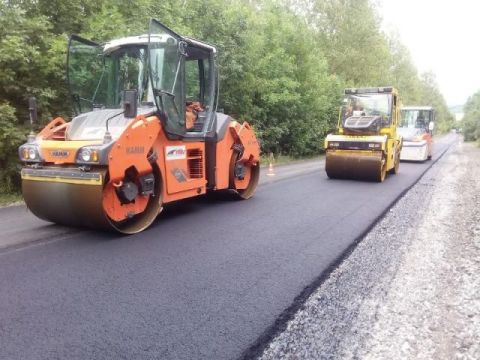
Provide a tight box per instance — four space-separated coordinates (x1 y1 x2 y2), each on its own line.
186 101 204 131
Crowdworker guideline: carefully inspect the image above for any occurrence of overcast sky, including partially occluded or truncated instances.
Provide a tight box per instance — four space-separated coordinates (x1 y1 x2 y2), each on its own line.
379 0 479 106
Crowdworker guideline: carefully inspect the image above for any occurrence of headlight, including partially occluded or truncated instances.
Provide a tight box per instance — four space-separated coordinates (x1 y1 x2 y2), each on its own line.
77 147 99 163
368 143 382 149
19 145 41 162
80 148 92 162
28 148 37 160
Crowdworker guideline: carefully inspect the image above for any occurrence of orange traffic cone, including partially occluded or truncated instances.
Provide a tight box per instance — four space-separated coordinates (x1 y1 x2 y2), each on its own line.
267 161 275 176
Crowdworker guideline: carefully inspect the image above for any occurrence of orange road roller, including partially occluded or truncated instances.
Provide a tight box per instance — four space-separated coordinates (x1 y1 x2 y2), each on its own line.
18 20 260 234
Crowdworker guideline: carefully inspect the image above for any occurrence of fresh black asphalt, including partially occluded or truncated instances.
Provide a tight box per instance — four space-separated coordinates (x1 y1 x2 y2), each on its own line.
0 135 455 360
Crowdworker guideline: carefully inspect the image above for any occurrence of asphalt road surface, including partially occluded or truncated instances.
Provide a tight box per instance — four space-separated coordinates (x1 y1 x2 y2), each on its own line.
0 134 457 360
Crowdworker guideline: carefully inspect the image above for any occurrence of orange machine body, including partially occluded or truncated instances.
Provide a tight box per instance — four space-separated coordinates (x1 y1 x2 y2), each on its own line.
21 110 260 228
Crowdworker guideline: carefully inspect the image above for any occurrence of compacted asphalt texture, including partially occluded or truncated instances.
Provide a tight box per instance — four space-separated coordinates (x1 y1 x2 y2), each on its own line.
0 135 456 360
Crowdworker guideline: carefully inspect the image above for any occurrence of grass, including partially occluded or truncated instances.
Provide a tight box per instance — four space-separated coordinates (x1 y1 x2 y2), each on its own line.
0 192 22 207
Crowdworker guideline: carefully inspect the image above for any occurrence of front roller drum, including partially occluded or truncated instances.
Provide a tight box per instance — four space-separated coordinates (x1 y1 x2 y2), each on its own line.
22 179 112 230
325 151 386 182
22 169 162 234
229 153 260 199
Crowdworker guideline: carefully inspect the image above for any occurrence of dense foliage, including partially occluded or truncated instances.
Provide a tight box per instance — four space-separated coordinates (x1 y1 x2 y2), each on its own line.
461 91 480 142
0 0 455 193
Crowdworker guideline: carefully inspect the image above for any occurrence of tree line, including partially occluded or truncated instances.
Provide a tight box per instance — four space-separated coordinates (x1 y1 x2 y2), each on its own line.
0 0 455 193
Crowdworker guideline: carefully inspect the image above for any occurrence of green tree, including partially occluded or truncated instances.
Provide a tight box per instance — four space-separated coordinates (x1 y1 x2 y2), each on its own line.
309 0 391 86
385 32 421 104
416 72 455 133
0 0 458 194
0 3 66 122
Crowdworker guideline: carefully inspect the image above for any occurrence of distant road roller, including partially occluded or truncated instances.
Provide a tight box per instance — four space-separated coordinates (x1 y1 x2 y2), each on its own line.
18 19 260 234
324 87 402 182
398 106 434 161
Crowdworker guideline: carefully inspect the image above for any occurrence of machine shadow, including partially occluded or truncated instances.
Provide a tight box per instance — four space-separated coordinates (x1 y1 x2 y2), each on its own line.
154 190 240 222
400 159 430 164
18 190 247 247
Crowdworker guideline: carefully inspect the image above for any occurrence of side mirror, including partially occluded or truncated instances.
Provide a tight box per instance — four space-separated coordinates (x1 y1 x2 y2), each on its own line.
428 121 435 131
28 97 38 124
123 90 138 118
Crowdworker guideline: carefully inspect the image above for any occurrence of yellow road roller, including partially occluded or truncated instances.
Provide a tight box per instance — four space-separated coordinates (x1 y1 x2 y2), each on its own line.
325 87 402 182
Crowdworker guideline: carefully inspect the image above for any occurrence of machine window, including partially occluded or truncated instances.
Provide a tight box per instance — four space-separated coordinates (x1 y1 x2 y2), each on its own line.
400 110 432 128
186 59 201 102
341 94 392 125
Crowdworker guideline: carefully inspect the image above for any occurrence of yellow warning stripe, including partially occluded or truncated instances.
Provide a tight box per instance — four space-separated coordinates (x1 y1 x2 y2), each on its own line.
21 174 103 186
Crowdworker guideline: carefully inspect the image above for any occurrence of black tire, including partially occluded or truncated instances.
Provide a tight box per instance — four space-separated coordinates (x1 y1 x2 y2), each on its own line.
389 152 400 175
228 153 260 199
376 158 387 182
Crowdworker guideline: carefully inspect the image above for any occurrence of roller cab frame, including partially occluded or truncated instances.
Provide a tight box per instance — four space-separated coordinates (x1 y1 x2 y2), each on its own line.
18 19 260 234
398 106 435 161
324 87 403 182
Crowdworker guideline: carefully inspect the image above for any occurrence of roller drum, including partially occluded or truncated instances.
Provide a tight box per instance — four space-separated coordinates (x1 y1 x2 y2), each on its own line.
21 167 161 234
325 151 385 182
22 179 111 230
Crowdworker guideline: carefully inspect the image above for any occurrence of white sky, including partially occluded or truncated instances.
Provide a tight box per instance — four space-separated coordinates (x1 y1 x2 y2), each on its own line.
379 0 480 106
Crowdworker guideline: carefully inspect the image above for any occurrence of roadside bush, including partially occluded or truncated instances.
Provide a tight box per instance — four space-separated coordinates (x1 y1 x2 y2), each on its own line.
462 116 480 142
0 103 26 193
462 90 480 143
